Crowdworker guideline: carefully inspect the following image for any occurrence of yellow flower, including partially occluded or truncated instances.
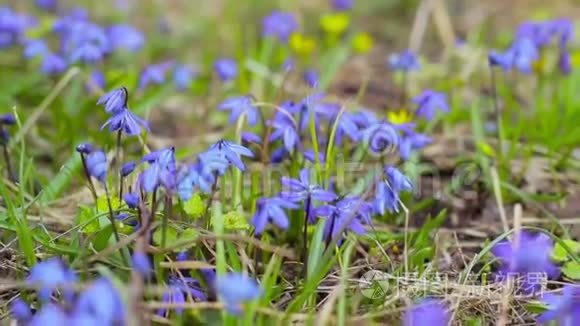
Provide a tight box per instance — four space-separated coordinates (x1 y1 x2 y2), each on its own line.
387 109 413 125
320 13 350 35
289 33 316 56
352 32 373 54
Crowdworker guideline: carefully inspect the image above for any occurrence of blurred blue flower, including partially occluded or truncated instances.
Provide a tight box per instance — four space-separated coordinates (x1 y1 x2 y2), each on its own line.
87 70 105 94
27 258 77 302
280 168 337 207
215 273 262 314
107 24 145 52
139 61 174 90
206 140 254 172
173 64 195 91
10 299 32 322
251 197 299 235
404 298 450 326
140 147 176 193
399 131 432 160
388 50 420 71
362 122 399 155
335 111 361 143
351 109 378 129
0 7 36 48
0 113 15 125
40 52 67 75
157 276 207 317
262 11 297 43
316 196 373 241
23 39 49 59
123 192 139 209
86 150 107 182
101 107 150 136
62 22 110 63
29 304 69 326
75 142 93 154
218 95 260 126
120 161 136 177
492 231 560 294
303 68 319 88
132 251 153 278
331 0 354 11
374 166 412 215
304 149 325 164
537 284 580 325
385 166 413 192
74 277 125 325
269 111 299 153
214 58 238 82
490 37 538 74
559 49 571 75
35 0 57 11
97 87 128 114
241 131 262 144
413 90 449 121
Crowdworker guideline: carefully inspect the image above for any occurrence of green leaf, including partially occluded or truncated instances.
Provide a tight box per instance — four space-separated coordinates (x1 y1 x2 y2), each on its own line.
78 206 100 233
216 211 249 231
153 227 178 246
93 225 114 252
562 261 580 280
182 194 205 220
96 195 121 213
38 153 81 205
552 239 580 262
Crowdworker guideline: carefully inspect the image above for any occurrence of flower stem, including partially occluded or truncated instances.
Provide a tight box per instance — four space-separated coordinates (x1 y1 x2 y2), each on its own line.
161 194 172 248
489 65 503 157
115 129 123 167
103 183 121 243
302 195 312 279
79 154 98 202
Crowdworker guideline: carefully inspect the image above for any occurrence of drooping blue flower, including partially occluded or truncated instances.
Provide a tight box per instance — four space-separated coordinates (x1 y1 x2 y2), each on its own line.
374 166 412 215
107 24 145 52
385 166 413 192
251 197 299 235
29 304 69 326
413 90 450 121
157 276 207 317
214 58 238 82
399 131 432 160
334 111 361 143
40 52 67 75
0 7 36 48
559 49 572 75
262 11 297 43
120 161 136 177
551 18 574 48
140 147 176 193
537 284 580 325
138 61 174 90
215 273 262 314
123 192 139 209
87 70 105 94
303 68 319 88
62 21 110 63
86 150 107 182
331 0 354 11
490 37 539 74
27 258 77 302
101 107 150 136
491 231 560 295
75 142 93 154
10 299 32 322
241 131 262 144
280 168 337 205
362 122 399 155
316 196 373 241
404 298 450 326
132 251 152 278
516 21 554 48
388 49 420 71
74 278 125 325
268 110 300 153
97 87 128 114
351 109 378 129
218 95 260 126
173 64 195 91
0 113 16 125
206 140 254 172
23 39 49 59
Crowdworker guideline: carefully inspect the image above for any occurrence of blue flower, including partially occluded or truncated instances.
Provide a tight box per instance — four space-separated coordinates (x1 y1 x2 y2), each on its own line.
132 251 153 278
316 197 373 240
173 64 195 91
29 304 69 325
97 87 128 114
351 109 378 129
140 147 176 193
139 62 174 90
335 111 361 143
74 278 125 325
269 111 300 153
215 273 262 314
0 113 16 125
362 122 399 155
35 0 57 11
331 0 354 11
75 142 93 154
87 70 105 94
280 168 337 205
303 68 319 88
304 150 325 164
262 11 297 43
218 95 260 126
537 284 580 325
0 7 36 48
40 52 67 75
101 108 150 136
107 24 145 52
27 258 77 302
374 166 412 215
206 140 254 172
399 131 432 160
157 276 207 317
123 192 139 209
214 58 238 82
241 131 262 144
86 150 107 183
62 22 110 63
559 49 571 75
413 90 449 121
120 161 136 177
388 50 420 71
251 197 299 235
10 299 32 322
490 38 539 74
404 298 450 326
386 166 413 192
23 39 49 59
491 231 560 295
